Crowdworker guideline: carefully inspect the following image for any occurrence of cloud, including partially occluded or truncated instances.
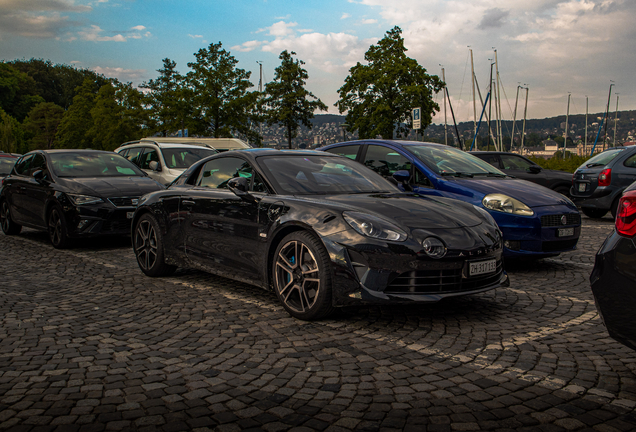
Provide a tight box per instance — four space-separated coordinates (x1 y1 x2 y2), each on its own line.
258 20 298 37
188 34 203 39
231 40 264 52
92 66 147 82
0 0 91 13
341 13 351 19
478 8 509 29
130 25 146 31
79 25 125 42
0 0 89 38
360 18 378 24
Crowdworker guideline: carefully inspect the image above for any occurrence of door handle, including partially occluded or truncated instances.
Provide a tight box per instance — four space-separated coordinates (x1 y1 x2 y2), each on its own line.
182 200 196 205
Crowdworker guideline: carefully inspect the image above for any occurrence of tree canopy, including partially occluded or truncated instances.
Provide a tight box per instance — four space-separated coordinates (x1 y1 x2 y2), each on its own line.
264 50 327 149
336 26 443 139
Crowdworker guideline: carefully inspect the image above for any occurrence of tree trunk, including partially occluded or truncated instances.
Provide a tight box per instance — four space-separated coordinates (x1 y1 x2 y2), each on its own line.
287 124 292 149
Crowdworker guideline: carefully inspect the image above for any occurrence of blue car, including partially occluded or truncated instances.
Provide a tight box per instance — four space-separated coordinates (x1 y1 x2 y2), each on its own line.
319 140 581 258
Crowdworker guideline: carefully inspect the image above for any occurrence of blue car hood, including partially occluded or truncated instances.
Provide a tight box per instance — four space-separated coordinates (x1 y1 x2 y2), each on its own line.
450 178 574 209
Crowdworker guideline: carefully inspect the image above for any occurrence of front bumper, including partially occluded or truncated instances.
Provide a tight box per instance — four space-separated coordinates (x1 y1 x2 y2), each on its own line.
590 230 636 351
491 205 581 257
59 196 136 238
323 224 508 306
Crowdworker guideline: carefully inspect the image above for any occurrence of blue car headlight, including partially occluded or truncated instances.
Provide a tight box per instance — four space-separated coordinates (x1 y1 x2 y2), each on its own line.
482 193 534 216
343 211 407 242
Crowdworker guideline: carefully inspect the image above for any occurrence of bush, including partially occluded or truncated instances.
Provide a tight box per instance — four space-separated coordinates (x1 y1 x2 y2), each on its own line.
527 152 590 173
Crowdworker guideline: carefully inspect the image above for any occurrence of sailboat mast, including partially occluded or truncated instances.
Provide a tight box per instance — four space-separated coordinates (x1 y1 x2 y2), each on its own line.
520 87 529 153
470 48 477 144
494 49 503 151
488 62 493 150
602 82 614 150
511 85 520 151
584 96 588 156
441 65 448 146
563 93 570 158
614 94 619 147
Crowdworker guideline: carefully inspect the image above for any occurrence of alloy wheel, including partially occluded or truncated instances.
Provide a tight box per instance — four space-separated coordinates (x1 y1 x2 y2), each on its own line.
48 209 63 245
1 202 9 233
135 219 158 271
274 240 321 314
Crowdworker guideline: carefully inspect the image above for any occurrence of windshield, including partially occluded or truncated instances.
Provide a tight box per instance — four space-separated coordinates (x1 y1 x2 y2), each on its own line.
259 155 398 195
0 158 16 175
161 147 217 169
578 148 623 169
51 153 145 178
408 145 506 176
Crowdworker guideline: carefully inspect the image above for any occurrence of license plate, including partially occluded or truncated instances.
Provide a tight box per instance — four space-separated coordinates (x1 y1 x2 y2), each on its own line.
578 183 586 192
558 227 574 237
469 259 497 276
126 212 134 219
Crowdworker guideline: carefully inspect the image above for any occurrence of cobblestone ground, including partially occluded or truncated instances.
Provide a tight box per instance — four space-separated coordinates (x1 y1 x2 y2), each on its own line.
1 216 635 432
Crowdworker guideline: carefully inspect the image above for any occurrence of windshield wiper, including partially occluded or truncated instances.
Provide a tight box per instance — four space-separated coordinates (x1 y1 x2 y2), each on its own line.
486 172 507 177
586 162 605 168
441 171 474 178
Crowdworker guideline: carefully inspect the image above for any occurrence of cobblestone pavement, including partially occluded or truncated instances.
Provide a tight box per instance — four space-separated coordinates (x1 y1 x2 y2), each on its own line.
1 215 636 432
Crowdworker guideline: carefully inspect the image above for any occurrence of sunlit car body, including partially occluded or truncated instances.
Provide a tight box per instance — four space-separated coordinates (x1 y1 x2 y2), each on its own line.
319 140 581 258
590 181 636 350
0 150 164 248
132 149 508 320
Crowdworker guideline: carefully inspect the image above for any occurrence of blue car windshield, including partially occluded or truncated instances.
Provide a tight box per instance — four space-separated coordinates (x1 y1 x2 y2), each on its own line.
259 155 398 195
407 145 506 176
51 153 145 177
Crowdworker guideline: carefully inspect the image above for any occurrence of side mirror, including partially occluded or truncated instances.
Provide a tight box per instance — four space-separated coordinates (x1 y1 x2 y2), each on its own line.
33 170 47 183
392 170 412 192
148 161 161 172
228 177 256 202
527 165 542 174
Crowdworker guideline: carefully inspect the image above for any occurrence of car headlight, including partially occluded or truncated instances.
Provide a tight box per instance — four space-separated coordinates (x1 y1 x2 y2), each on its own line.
343 211 407 242
422 237 446 259
67 194 104 205
482 194 534 216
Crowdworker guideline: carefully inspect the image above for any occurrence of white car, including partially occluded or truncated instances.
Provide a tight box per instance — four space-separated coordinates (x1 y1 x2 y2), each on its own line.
115 141 218 186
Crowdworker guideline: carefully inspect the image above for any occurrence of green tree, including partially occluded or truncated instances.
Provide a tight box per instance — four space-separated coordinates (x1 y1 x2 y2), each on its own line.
186 42 257 137
56 78 101 149
0 108 25 154
141 58 194 136
23 102 64 150
0 63 44 122
336 26 443 139
264 50 327 149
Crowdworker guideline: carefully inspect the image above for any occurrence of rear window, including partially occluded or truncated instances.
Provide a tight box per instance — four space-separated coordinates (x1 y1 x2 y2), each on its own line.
579 149 624 169
161 148 217 169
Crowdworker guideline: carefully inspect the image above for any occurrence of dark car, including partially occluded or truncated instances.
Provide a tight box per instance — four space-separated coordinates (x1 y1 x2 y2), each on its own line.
470 151 572 196
570 146 636 218
132 149 508 320
590 181 636 350
0 153 18 180
319 140 580 258
0 150 164 248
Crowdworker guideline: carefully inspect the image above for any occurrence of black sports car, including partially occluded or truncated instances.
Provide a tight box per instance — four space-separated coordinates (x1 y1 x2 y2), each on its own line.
0 150 164 248
132 149 509 320
590 181 636 350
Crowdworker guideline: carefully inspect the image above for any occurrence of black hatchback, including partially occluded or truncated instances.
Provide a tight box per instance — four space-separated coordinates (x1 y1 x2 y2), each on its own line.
0 150 164 248
570 146 636 218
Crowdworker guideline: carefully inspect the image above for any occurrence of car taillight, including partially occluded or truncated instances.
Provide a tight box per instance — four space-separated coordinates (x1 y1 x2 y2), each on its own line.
616 191 636 237
598 168 611 186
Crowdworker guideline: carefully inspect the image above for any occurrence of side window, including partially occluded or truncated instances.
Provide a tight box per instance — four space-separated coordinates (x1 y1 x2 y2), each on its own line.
479 154 502 168
28 154 47 176
624 154 636 168
126 147 143 166
252 172 268 193
501 155 534 170
414 168 432 188
363 145 411 177
118 149 129 158
139 147 159 170
324 145 361 160
197 157 250 189
13 155 34 176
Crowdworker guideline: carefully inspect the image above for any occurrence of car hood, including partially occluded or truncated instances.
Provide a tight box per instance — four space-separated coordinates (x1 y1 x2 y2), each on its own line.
450 177 574 208
298 193 486 229
56 176 164 197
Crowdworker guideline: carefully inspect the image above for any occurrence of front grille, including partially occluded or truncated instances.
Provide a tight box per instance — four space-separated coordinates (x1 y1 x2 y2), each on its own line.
542 239 578 252
101 210 133 233
108 196 139 207
384 261 503 294
541 213 581 227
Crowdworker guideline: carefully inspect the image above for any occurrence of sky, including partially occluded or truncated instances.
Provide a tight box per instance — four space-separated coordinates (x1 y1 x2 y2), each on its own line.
1 0 635 125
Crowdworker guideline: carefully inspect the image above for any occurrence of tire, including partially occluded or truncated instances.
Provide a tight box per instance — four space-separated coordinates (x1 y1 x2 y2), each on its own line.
581 207 607 219
610 196 621 220
133 213 176 277
0 200 22 235
48 205 70 249
272 231 335 321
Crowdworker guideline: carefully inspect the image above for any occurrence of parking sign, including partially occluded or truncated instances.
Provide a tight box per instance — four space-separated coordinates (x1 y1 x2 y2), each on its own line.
412 107 421 129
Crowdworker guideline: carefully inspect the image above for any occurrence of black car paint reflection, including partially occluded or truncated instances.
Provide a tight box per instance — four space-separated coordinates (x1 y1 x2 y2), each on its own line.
133 149 509 320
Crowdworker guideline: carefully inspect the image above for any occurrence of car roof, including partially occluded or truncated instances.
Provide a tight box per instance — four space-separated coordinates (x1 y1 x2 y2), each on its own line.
0 153 17 158
117 142 217 150
324 139 450 149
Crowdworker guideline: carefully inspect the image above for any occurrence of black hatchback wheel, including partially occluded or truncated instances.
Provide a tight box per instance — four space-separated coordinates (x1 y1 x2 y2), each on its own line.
48 206 70 249
273 231 334 321
134 213 176 277
0 200 22 235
